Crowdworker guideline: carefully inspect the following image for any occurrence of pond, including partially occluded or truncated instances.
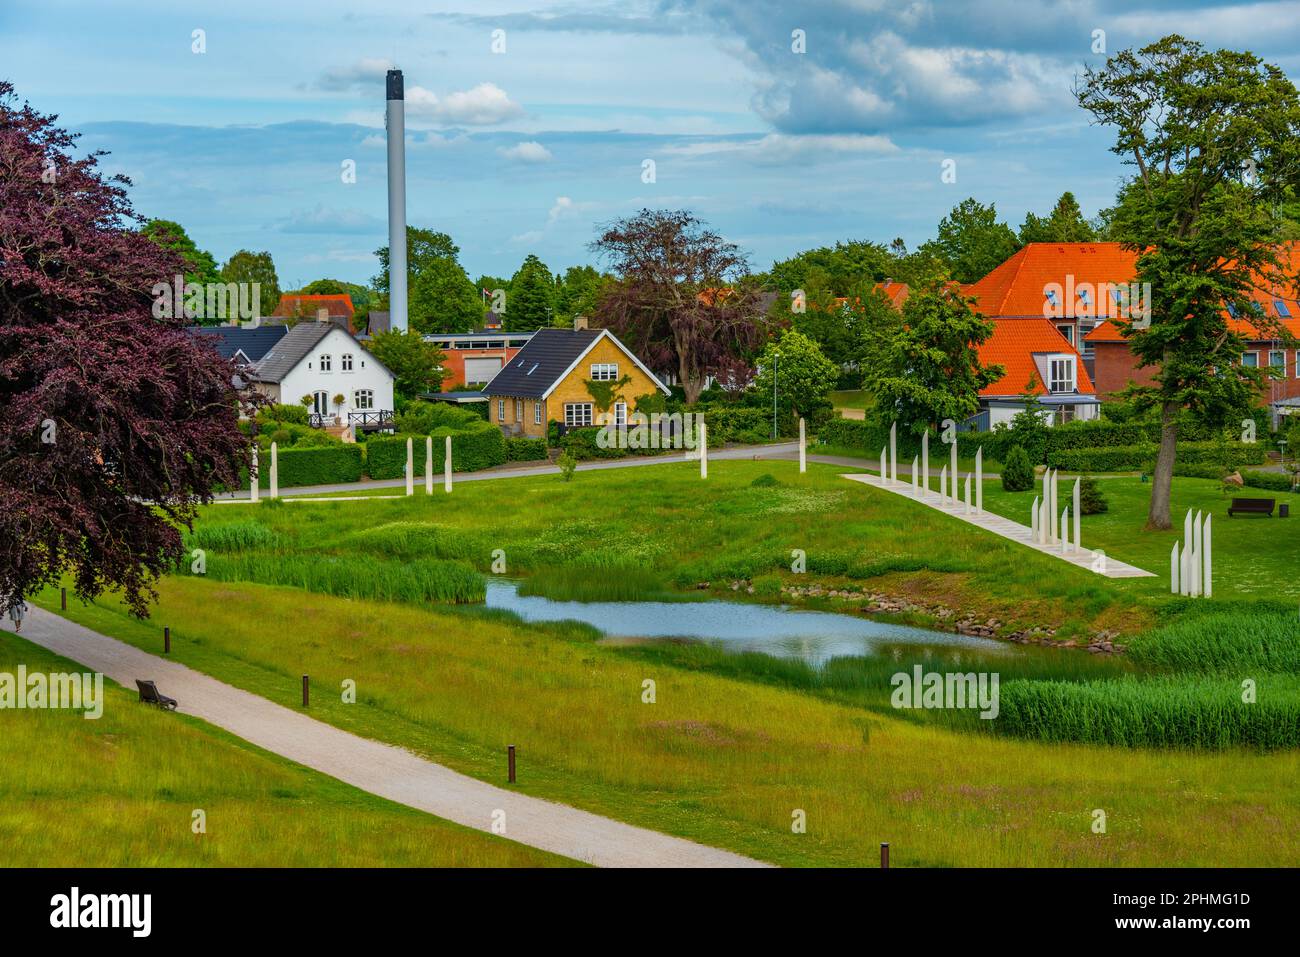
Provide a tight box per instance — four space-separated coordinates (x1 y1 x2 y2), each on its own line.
485 579 1013 666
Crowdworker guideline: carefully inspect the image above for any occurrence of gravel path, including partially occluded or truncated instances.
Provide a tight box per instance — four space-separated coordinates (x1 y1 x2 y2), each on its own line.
17 606 769 869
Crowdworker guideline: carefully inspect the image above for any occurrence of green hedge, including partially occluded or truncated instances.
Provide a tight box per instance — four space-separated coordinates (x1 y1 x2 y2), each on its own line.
366 422 507 479
701 406 789 444
1243 470 1296 492
1048 440 1267 472
506 437 548 462
241 444 363 488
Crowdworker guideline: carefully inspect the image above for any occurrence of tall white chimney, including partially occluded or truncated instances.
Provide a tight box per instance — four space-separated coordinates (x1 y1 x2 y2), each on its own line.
386 69 408 332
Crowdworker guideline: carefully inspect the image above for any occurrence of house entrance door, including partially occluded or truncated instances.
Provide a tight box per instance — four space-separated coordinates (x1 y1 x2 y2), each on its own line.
313 391 330 417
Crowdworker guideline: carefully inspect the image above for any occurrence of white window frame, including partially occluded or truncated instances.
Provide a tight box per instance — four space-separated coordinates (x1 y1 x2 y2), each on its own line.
1048 356 1075 394
342 353 354 372
614 401 627 428
1295 350 1300 378
353 389 374 410
1268 349 1285 369
1055 323 1075 345
534 401 542 425
591 362 619 381
498 399 506 422
564 403 593 427
515 398 523 421
319 353 332 372
1242 351 1259 368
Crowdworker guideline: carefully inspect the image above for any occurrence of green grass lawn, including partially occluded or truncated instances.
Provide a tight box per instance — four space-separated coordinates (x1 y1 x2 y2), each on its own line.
32 575 1300 867
0 632 568 867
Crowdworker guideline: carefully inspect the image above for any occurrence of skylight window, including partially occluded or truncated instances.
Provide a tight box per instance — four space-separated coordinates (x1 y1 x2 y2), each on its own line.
1275 299 1292 318
1045 289 1058 306
526 363 538 375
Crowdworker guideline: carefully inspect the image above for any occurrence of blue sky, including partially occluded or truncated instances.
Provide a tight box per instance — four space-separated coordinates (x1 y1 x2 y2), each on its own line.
3 0 1298 288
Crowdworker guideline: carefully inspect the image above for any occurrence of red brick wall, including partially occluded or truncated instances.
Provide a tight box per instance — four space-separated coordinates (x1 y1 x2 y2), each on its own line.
1092 340 1300 403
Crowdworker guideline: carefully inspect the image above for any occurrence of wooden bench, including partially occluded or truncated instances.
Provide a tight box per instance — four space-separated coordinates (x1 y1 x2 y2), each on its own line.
1227 497 1275 517
135 679 178 711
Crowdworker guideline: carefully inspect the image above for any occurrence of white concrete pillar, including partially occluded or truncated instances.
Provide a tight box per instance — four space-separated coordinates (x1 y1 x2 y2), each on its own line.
1072 477 1081 552
950 434 958 499
425 436 433 495
405 437 414 496
700 422 708 479
444 434 452 493
940 465 948 506
889 422 897 485
879 447 886 485
1061 507 1069 554
964 474 972 514
1049 469 1058 541
799 417 806 473
270 441 279 499
1203 515 1213 598
1170 542 1180 594
1040 495 1049 544
250 445 260 503
921 430 929 499
974 447 983 513
911 456 919 497
1182 509 1193 595
1031 496 1039 540
1193 510 1204 597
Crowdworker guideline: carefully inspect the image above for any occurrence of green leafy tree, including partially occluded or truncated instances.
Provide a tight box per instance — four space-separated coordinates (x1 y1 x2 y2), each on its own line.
372 226 484 333
220 249 281 315
554 265 607 325
784 270 895 376
142 219 218 286
298 278 370 316
1018 192 1098 244
751 329 838 422
1000 446 1035 491
1077 34 1300 528
919 198 1021 283
506 254 556 330
862 278 1004 434
367 328 450 400
767 240 895 296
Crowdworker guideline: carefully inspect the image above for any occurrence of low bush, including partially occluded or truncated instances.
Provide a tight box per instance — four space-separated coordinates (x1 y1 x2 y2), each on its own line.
1241 470 1296 492
256 403 309 426
236 444 363 489
750 473 780 488
1000 446 1034 491
1047 440 1266 472
505 437 548 462
1077 477 1108 514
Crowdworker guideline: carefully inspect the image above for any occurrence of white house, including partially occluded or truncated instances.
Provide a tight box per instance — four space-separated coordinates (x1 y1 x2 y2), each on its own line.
247 321 395 429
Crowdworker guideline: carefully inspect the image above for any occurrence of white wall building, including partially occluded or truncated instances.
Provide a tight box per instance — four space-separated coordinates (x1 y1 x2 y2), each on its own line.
249 321 394 425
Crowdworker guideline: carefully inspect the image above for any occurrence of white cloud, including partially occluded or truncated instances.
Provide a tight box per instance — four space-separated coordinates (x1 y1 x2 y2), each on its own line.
664 132 898 164
314 57 395 92
278 205 383 234
498 140 554 162
406 82 525 126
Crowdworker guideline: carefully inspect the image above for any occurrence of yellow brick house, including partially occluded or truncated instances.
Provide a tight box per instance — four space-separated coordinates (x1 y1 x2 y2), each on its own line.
481 326 670 437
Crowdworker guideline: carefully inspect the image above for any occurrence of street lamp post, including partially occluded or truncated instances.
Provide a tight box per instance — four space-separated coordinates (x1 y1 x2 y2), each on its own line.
772 351 780 440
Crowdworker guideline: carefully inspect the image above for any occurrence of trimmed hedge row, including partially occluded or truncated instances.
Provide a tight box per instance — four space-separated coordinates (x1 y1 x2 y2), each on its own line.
700 405 786 444
506 437 548 462
366 422 507 478
1047 440 1266 472
244 445 364 488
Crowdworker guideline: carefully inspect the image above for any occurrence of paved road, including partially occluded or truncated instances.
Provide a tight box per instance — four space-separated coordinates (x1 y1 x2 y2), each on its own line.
17 607 768 868
218 442 802 500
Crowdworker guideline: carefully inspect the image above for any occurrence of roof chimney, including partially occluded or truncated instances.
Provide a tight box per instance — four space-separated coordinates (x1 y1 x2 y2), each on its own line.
386 69 408 332
574 315 588 331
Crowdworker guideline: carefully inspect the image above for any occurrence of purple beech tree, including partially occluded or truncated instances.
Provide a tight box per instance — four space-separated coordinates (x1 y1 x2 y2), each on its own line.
0 82 254 617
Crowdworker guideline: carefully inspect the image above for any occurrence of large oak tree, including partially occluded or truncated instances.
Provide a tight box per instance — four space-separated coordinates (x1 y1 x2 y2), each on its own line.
1078 36 1300 528
0 82 253 616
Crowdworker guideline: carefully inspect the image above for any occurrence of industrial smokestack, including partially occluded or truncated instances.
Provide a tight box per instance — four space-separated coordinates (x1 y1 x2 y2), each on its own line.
386 69 408 332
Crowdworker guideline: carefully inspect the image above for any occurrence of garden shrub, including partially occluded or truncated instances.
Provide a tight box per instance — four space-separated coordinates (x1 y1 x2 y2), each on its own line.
1241 470 1295 492
241 444 363 488
1078 477 1108 514
750 473 780 487
506 437 548 461
1000 446 1034 491
395 400 481 435
256 403 309 426
557 450 577 481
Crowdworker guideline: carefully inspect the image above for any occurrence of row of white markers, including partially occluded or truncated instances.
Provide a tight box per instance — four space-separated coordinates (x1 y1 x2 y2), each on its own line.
248 435 455 500
877 423 986 515
1030 468 1083 554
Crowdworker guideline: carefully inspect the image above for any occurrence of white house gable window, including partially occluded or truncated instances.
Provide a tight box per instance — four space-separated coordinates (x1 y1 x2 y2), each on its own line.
320 354 332 372
1048 356 1075 394
342 353 353 372
353 389 374 410
591 362 619 381
565 403 593 427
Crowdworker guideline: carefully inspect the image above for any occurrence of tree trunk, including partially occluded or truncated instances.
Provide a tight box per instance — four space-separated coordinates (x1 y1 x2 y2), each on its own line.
1146 399 1180 530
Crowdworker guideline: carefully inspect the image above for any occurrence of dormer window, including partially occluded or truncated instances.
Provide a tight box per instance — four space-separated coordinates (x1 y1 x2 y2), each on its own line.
1048 356 1075 394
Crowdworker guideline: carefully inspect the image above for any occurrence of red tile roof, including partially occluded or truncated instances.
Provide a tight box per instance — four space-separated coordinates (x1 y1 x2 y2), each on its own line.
962 242 1140 318
274 293 356 318
976 318 1095 397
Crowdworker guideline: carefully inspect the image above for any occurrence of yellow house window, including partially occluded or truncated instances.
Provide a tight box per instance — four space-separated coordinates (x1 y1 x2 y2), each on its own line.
591 363 619 381
564 403 593 427
498 399 505 421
